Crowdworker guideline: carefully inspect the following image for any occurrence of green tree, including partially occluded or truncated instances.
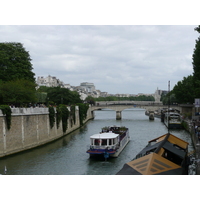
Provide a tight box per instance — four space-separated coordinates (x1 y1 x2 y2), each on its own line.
0 42 35 82
0 105 12 130
94 95 155 102
162 92 178 105
76 103 89 125
37 86 50 93
170 25 200 104
85 96 96 105
193 25 200 98
47 87 82 105
36 92 47 103
172 75 194 104
0 79 37 106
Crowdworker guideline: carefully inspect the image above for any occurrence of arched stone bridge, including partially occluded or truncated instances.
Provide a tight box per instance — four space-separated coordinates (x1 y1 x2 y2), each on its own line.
91 102 181 120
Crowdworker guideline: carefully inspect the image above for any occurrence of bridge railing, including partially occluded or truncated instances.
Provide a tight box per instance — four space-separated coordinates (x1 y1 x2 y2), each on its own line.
93 102 164 107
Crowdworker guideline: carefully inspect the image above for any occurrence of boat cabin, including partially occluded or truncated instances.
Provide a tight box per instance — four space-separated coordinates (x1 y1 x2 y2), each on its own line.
90 132 119 148
165 112 181 120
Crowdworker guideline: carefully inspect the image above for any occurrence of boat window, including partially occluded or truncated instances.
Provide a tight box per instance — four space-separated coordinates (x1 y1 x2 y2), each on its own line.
102 139 107 145
94 139 99 145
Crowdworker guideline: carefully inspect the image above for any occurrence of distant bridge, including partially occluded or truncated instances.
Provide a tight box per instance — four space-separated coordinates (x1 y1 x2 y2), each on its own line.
91 101 181 120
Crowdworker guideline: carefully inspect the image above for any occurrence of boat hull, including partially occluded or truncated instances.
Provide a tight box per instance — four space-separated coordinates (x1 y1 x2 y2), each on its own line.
163 111 183 129
111 136 130 157
164 121 183 129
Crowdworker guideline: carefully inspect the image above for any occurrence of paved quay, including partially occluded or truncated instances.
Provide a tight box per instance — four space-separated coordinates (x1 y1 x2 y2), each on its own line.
185 119 200 175
195 143 200 175
193 134 200 175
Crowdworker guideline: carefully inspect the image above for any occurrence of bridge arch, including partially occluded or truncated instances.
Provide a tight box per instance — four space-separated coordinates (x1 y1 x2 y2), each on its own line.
91 105 146 120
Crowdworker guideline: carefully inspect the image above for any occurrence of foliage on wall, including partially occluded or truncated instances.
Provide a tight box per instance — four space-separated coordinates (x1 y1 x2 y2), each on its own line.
48 106 55 129
70 105 76 125
49 104 88 132
76 103 89 126
0 105 12 130
59 104 70 133
56 106 62 129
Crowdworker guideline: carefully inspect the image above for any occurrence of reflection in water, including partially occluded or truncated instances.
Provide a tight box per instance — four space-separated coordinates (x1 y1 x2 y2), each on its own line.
0 108 194 175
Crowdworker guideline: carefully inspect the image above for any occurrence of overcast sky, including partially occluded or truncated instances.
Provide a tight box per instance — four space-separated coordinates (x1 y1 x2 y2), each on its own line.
0 25 199 94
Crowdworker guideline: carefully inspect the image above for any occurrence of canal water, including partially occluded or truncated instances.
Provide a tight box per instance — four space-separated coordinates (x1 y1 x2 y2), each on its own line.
0 108 194 175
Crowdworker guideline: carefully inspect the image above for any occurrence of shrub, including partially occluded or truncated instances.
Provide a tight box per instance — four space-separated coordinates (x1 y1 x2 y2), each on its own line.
0 105 12 130
48 106 55 129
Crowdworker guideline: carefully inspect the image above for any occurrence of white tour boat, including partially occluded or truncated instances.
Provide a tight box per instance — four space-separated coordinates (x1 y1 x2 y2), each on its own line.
86 126 130 159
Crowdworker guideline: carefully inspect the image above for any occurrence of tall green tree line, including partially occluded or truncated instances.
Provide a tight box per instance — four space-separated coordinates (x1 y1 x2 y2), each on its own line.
37 86 82 105
92 95 155 102
169 25 200 104
0 42 35 82
0 42 36 106
192 25 200 98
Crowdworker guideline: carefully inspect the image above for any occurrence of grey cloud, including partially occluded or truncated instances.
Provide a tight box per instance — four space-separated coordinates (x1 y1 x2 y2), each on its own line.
0 25 198 94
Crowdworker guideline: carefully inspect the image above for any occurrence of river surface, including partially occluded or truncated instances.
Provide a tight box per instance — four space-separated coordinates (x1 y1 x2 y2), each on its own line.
0 108 194 175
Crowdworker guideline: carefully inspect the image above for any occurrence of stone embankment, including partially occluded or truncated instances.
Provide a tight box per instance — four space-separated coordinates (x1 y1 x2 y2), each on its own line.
0 106 94 158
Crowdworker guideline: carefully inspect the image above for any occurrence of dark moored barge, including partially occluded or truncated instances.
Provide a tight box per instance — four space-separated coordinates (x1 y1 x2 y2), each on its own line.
116 133 189 175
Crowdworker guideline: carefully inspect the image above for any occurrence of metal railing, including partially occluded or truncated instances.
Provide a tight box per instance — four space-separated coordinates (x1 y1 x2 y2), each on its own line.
0 107 49 116
87 144 117 150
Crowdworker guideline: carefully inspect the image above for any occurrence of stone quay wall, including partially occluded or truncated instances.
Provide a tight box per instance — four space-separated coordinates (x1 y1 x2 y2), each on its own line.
0 106 94 158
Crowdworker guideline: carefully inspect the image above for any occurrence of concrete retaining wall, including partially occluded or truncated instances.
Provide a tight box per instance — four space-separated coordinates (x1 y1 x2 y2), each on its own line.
0 106 93 158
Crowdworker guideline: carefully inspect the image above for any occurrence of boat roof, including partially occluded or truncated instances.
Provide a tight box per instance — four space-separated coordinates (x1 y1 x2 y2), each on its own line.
116 153 182 175
90 132 119 139
148 133 189 149
136 133 188 158
138 140 187 159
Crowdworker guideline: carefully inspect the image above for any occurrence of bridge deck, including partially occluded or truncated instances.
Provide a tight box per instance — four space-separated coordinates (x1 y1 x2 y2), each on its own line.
91 104 180 112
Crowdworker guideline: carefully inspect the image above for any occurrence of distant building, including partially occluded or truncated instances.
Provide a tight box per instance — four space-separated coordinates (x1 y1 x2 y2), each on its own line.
36 75 67 88
116 94 130 97
153 88 168 103
36 75 164 102
100 92 108 97
63 83 72 89
80 82 95 93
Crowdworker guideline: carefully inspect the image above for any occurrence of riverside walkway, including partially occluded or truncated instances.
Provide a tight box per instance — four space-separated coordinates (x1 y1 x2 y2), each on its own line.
192 126 200 175
185 119 200 175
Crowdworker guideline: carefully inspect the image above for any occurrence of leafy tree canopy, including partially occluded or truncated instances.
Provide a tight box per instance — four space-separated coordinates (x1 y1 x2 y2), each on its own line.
172 75 194 104
161 92 178 105
46 87 82 105
169 25 200 104
0 79 37 106
0 42 35 82
192 25 200 98
85 96 96 105
94 95 155 102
